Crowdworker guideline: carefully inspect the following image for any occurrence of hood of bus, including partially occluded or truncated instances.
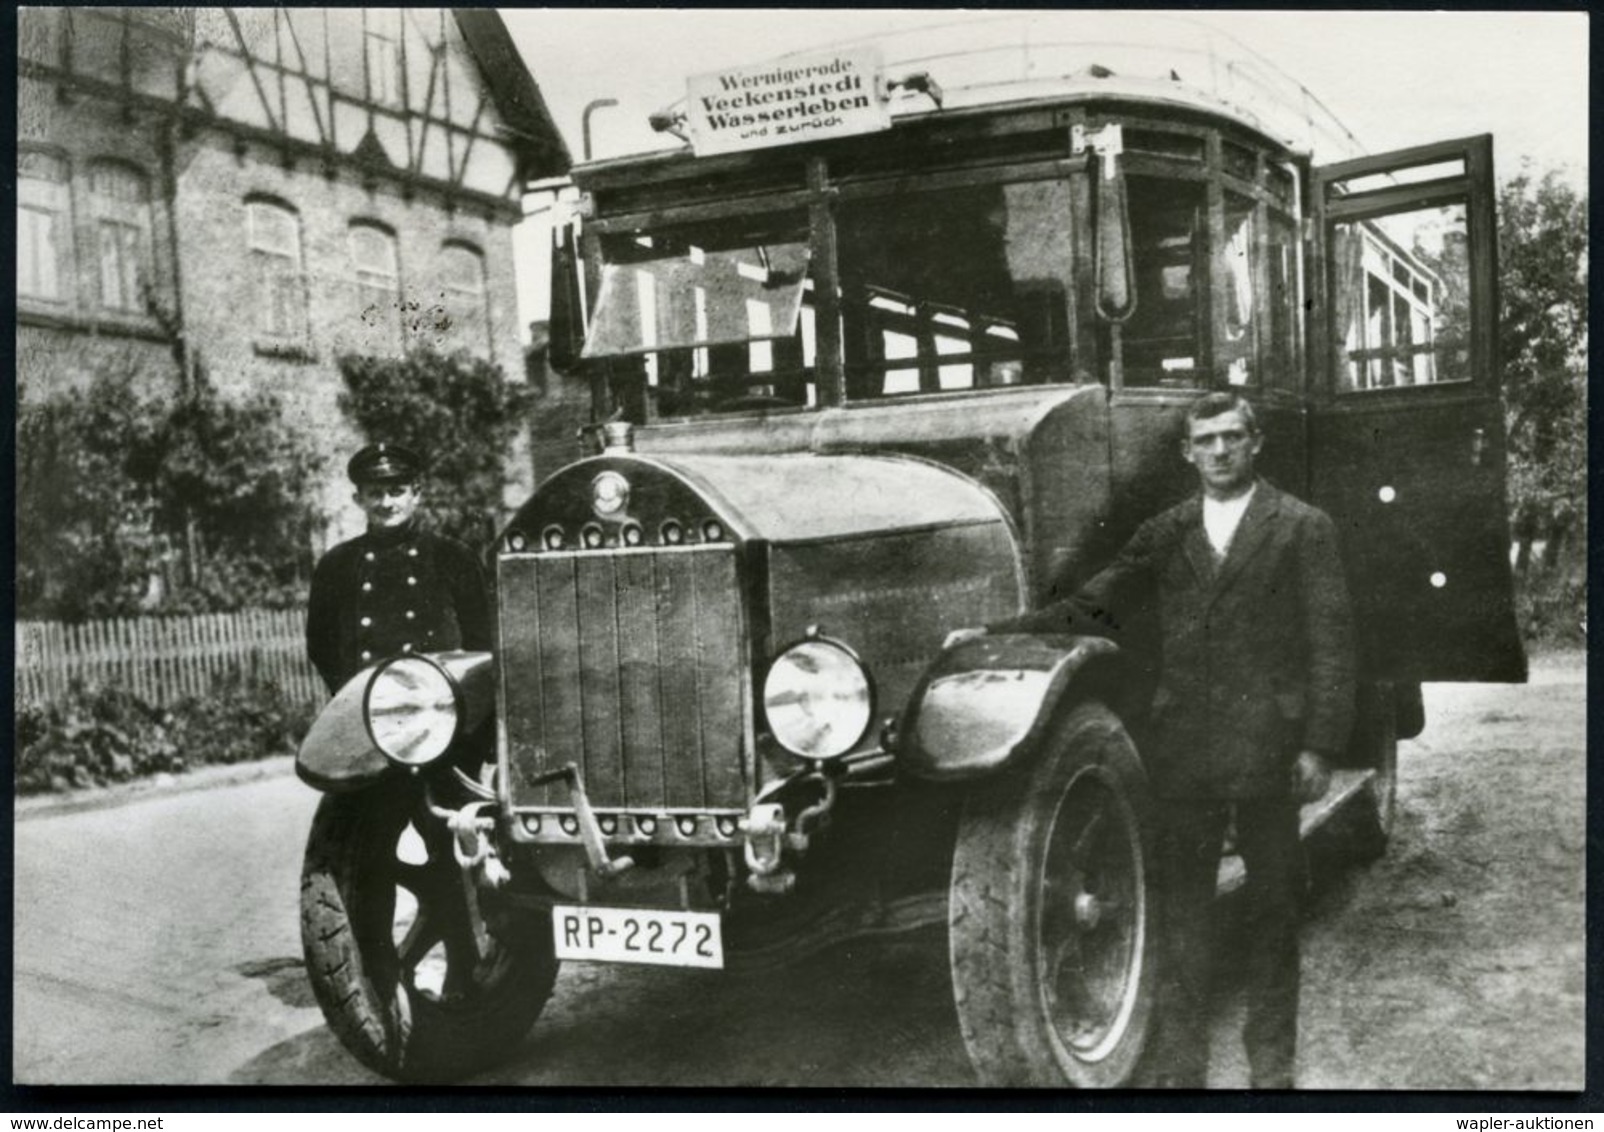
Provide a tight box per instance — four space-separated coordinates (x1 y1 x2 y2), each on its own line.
501 449 1022 550
497 451 1026 768
628 385 1114 606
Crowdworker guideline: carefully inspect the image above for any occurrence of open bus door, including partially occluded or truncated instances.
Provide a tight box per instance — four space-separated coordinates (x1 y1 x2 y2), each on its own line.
1308 134 1526 684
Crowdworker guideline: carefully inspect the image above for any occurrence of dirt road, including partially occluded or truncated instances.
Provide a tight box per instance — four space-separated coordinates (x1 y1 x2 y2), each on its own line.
1293 652 1586 1091
13 652 1584 1089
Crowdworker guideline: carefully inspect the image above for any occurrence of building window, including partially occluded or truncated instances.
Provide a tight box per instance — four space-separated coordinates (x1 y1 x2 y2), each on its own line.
18 151 69 303
246 198 307 343
90 160 152 313
441 242 491 357
364 30 401 108
350 221 400 349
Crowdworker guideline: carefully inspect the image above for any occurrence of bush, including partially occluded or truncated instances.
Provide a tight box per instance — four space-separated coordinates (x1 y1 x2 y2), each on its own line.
16 370 168 621
1499 169 1586 645
338 347 534 548
133 376 323 613
15 674 316 795
16 365 321 621
1516 573 1587 647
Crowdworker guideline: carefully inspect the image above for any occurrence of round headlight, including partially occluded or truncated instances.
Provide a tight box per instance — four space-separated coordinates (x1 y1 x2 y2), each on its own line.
591 471 630 518
365 656 460 768
762 638 874 760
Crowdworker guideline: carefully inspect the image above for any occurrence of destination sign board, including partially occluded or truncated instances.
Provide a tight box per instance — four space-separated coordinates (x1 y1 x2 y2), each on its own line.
685 46 890 156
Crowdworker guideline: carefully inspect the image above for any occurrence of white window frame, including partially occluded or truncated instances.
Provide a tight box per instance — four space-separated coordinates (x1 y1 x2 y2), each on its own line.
350 221 402 348
18 152 69 303
246 199 307 343
89 160 151 313
364 29 401 108
441 242 491 358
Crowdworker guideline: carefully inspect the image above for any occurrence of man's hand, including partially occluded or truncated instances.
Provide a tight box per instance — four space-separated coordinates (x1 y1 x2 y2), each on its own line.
1290 750 1331 804
943 626 987 649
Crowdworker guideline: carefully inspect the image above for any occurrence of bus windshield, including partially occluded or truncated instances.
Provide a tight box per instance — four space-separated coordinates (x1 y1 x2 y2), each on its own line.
836 179 1076 397
586 213 820 415
576 116 1304 417
585 234 811 359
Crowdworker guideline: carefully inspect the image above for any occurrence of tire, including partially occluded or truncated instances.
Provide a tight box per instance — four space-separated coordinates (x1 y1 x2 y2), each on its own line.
949 701 1157 1088
1345 682 1399 862
300 776 558 1082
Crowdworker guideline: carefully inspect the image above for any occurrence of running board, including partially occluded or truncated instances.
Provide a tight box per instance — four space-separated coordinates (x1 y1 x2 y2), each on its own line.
1217 768 1374 895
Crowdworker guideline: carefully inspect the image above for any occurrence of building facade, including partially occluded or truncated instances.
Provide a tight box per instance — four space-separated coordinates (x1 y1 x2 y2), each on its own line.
17 7 570 543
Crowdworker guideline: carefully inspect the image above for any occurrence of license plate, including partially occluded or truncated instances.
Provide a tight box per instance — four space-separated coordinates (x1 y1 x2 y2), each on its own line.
552 905 724 969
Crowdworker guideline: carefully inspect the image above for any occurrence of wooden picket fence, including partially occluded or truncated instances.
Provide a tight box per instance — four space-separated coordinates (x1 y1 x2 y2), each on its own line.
16 609 323 710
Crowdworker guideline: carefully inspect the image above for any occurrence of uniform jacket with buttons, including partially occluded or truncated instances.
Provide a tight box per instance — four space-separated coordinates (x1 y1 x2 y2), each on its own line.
996 481 1356 800
306 522 491 695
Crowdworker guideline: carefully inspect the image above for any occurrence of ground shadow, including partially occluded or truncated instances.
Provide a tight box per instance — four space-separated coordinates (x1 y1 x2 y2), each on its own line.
225 925 971 1087
236 956 319 1011
229 1024 389 1085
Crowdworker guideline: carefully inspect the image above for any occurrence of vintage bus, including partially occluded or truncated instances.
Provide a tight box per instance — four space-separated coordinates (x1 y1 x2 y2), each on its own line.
296 16 1525 1085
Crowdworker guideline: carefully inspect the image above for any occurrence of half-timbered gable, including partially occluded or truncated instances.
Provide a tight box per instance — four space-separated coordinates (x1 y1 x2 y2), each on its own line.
17 7 570 541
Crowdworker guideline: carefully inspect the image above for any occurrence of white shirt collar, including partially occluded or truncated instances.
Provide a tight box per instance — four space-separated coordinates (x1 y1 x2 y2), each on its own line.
1202 483 1257 557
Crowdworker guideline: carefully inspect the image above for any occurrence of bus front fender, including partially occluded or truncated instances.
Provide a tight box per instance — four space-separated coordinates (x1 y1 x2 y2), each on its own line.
897 633 1128 782
296 651 494 793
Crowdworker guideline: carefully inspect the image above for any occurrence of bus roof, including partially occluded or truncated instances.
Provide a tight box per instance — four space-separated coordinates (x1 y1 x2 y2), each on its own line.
646 12 1367 165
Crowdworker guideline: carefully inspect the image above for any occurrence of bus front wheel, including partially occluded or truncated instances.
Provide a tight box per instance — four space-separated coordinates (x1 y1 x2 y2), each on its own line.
300 777 558 1082
949 701 1158 1088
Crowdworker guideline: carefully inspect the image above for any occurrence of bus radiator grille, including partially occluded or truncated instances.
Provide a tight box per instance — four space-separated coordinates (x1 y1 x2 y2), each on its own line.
497 544 748 810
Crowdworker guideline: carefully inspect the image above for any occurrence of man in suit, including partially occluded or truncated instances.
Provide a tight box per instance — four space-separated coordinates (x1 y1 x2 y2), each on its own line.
954 391 1355 1088
306 443 491 696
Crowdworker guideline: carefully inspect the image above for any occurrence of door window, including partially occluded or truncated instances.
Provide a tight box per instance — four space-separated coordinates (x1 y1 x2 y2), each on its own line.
1331 203 1469 392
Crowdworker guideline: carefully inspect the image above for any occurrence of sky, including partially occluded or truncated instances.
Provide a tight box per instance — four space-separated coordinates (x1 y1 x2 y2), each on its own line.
502 8 1588 331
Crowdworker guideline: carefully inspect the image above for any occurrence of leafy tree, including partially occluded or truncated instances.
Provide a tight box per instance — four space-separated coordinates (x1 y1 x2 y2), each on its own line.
137 369 323 611
1498 167 1587 638
16 362 320 620
337 347 535 549
17 367 167 620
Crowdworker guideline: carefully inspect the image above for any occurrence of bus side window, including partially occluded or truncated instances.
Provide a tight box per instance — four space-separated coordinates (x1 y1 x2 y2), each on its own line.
1263 207 1300 393
1117 177 1208 388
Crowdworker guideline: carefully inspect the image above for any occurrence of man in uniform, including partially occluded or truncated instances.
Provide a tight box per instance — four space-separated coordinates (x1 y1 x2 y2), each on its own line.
306 443 491 695
951 391 1355 1088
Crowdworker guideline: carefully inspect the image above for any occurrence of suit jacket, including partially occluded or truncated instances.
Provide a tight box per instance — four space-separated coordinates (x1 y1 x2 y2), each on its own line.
306 522 490 695
998 481 1356 799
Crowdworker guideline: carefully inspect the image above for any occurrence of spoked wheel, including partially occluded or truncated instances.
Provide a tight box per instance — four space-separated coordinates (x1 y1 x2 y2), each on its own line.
300 776 557 1082
1040 766 1147 1064
950 701 1157 1087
